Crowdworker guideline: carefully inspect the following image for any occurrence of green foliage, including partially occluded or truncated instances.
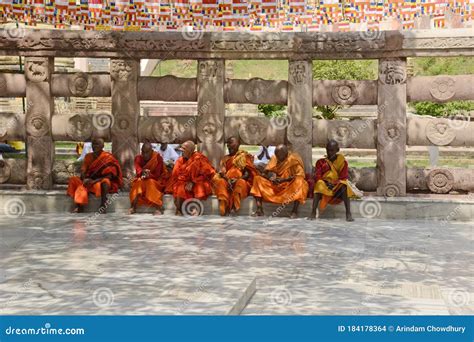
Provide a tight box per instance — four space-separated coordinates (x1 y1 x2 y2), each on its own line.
411 101 474 117
312 59 378 80
257 104 286 117
411 57 474 76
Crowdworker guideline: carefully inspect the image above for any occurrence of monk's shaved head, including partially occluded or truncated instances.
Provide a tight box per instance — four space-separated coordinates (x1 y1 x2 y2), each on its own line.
141 141 153 152
226 136 240 155
326 139 339 150
275 144 289 162
326 139 340 160
91 138 104 155
180 140 196 158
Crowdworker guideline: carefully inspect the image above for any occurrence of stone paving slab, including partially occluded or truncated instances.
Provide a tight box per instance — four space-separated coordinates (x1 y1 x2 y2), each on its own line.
0 214 472 315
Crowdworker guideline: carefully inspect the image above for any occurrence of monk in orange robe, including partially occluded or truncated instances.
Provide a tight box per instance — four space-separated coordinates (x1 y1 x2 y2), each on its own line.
250 144 309 218
170 140 215 216
129 142 168 215
213 136 257 216
309 139 358 221
67 138 123 213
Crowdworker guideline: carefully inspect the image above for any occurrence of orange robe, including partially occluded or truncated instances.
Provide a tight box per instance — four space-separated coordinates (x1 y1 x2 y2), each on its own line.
170 152 215 200
129 151 168 208
250 152 309 204
67 151 123 205
212 150 257 215
313 154 358 211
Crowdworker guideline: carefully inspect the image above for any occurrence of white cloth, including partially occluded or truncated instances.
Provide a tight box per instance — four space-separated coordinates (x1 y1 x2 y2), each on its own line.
254 145 275 165
157 144 180 164
77 142 92 162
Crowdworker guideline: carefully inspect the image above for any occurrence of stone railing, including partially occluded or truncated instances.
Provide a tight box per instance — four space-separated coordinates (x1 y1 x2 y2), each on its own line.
0 28 473 195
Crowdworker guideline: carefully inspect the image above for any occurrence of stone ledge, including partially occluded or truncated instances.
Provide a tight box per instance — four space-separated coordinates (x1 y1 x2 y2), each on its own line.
0 190 472 221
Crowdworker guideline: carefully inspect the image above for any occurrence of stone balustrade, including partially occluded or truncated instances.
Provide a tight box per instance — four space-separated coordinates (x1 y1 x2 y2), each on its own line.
0 28 473 194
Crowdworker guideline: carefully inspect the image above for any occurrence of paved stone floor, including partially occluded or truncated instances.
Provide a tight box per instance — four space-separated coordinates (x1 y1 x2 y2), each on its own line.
0 213 472 315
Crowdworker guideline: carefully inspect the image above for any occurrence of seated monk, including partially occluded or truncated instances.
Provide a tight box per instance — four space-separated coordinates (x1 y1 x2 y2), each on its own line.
129 142 168 215
67 138 123 213
250 144 308 219
170 140 215 216
309 139 357 222
213 136 257 216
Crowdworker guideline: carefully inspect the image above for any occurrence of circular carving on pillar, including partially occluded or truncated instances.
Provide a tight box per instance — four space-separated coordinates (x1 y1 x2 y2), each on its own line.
152 117 180 143
383 183 401 197
244 78 266 103
329 122 355 147
288 123 310 144
427 169 454 194
112 116 131 135
239 117 267 145
379 121 403 146
25 59 48 82
197 119 223 143
379 59 406 85
0 160 12 184
331 81 358 105
110 60 134 81
425 119 455 146
27 115 49 137
67 114 93 141
429 76 455 101
69 72 93 97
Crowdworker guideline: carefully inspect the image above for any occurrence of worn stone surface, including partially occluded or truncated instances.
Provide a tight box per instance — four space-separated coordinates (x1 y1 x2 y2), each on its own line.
1 29 472 59
0 214 471 315
288 60 313 173
25 57 54 190
138 76 197 102
51 73 111 98
407 75 474 103
110 59 140 183
197 59 225 168
377 58 407 197
312 119 376 149
313 80 377 106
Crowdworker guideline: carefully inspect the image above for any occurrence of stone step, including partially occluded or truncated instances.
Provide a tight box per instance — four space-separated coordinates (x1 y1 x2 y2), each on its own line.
0 190 472 221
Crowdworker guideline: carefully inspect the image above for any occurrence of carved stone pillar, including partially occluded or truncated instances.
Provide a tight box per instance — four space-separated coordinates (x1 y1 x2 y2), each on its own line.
197 59 225 168
110 59 140 186
288 60 313 173
376 58 407 197
25 57 54 190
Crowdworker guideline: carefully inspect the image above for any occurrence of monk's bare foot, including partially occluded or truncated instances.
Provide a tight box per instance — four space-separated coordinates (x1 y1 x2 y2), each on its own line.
290 212 298 219
229 209 237 217
251 210 264 217
98 205 107 214
128 208 136 215
175 210 183 216
72 206 80 214
346 213 354 222
308 213 317 220
153 209 163 216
